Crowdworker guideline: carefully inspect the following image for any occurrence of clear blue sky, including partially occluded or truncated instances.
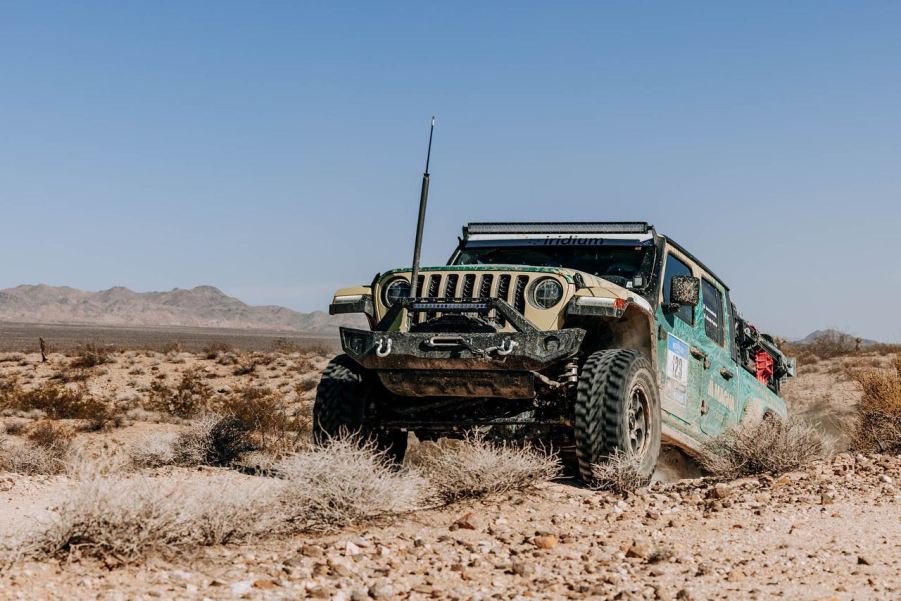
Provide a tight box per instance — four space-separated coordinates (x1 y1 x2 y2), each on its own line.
1 2 899 341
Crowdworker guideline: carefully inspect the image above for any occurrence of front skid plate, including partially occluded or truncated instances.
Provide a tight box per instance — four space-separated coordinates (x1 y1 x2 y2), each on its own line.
378 369 536 399
339 327 585 372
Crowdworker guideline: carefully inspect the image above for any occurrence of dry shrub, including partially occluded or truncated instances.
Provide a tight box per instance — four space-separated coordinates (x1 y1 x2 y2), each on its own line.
69 344 113 369
870 343 901 356
21 470 275 562
216 352 239 366
232 358 257 376
173 414 255 467
252 352 275 367
590 450 646 495
0 439 65 475
0 422 73 475
202 342 232 360
810 332 857 358
128 432 179 469
159 341 183 354
271 338 299 354
50 366 91 384
27 420 75 449
217 386 294 452
0 375 21 406
23 439 422 562
410 434 560 503
784 334 852 362
4 384 110 421
233 450 281 475
851 357 901 453
3 418 28 435
291 401 314 440
793 351 820 369
295 377 319 394
786 332 901 361
274 436 425 531
698 417 823 480
129 408 287 470
294 354 318 373
145 369 211 417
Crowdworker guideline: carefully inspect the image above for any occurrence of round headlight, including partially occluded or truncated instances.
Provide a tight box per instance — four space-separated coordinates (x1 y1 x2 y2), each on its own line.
529 277 564 309
382 278 411 307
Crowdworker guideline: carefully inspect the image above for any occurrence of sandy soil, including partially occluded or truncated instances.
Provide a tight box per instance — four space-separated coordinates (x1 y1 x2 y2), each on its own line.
0 349 897 600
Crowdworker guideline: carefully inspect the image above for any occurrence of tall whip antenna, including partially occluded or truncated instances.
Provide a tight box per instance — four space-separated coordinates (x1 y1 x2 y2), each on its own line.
409 116 436 301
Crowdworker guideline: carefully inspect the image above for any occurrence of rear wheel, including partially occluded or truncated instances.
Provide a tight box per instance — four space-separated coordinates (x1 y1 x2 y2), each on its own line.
313 354 407 463
574 349 661 482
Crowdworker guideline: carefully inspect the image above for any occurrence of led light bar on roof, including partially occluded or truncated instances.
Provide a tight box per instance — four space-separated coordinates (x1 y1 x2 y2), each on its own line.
464 222 653 236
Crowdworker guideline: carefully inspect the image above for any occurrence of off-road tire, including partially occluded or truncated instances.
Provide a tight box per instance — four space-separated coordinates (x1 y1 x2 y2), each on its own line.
574 349 661 482
313 354 407 463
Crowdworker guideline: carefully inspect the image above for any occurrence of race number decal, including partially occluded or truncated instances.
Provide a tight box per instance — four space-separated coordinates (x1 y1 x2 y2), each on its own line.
664 334 689 407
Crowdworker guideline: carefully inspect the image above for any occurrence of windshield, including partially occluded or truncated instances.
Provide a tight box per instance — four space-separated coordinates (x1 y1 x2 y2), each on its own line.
453 244 654 288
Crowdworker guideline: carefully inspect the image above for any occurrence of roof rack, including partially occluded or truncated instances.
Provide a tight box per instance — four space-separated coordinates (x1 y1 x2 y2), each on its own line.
463 222 654 236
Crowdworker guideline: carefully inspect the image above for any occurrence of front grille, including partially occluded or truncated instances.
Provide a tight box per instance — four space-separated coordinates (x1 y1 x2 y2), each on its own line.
444 274 459 299
513 275 528 314
461 274 476 298
426 275 441 298
425 275 442 320
496 274 511 301
399 271 557 326
496 275 511 326
478 274 494 298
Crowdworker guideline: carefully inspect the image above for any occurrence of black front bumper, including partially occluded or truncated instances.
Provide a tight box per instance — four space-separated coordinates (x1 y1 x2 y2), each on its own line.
340 297 585 399
340 326 585 372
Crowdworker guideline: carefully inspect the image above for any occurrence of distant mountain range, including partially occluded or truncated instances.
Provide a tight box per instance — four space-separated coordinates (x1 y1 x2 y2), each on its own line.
0 284 364 334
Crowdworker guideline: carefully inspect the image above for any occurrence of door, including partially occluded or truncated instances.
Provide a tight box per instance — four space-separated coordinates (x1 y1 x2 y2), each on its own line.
697 278 737 436
657 252 703 426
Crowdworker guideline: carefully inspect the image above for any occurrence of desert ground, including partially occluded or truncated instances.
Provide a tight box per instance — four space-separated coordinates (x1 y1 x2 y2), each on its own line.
0 328 896 600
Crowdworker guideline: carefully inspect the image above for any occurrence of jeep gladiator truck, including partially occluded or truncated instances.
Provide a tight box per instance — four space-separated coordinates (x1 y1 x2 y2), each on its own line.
317 222 794 481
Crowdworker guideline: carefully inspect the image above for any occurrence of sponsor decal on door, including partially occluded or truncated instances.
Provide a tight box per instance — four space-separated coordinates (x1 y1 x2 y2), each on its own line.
664 334 689 407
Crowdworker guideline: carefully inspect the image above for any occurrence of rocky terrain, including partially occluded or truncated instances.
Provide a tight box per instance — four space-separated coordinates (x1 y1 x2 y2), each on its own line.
0 345 896 599
0 453 897 600
0 285 364 334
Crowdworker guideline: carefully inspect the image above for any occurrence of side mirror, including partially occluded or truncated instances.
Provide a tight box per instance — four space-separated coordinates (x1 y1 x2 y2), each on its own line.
669 275 700 308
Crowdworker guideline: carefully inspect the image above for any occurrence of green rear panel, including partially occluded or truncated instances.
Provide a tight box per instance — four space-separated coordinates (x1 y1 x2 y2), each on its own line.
656 285 786 444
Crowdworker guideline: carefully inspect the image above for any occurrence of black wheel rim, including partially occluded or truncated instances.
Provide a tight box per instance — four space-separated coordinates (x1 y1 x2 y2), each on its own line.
627 383 651 456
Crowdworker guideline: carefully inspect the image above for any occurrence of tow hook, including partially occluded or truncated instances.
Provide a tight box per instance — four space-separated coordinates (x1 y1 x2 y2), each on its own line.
375 337 393 358
495 338 518 356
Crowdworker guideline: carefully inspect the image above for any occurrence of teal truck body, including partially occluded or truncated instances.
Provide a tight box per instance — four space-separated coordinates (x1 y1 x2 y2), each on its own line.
320 222 794 480
652 249 788 452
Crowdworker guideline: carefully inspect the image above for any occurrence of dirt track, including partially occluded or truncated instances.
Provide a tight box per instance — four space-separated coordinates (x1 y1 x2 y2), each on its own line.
1 452 897 600
0 348 897 599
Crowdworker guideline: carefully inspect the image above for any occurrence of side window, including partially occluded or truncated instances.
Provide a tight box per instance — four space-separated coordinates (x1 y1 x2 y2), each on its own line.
701 279 724 345
662 253 694 325
729 300 740 363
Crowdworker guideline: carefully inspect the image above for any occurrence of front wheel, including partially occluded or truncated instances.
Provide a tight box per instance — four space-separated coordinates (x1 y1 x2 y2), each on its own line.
313 354 407 463
574 349 661 482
